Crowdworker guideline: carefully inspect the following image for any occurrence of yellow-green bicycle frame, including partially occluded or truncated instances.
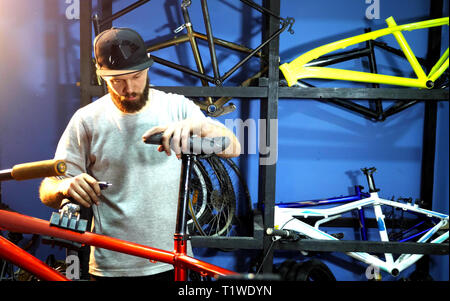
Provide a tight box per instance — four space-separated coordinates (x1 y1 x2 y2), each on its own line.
280 17 449 89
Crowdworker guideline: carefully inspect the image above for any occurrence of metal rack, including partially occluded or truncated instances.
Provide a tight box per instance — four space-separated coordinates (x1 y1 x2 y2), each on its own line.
79 0 449 275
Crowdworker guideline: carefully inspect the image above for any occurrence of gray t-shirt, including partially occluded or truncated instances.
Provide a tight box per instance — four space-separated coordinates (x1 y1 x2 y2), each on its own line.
54 88 207 277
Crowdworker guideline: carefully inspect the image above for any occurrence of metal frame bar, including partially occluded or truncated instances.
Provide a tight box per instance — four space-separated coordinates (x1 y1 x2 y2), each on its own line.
80 0 93 107
149 86 448 100
99 0 150 27
274 240 448 255
257 0 280 274
201 0 220 81
417 0 444 279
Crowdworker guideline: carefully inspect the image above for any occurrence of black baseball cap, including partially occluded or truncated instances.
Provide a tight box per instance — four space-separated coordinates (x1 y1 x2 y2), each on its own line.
94 27 154 77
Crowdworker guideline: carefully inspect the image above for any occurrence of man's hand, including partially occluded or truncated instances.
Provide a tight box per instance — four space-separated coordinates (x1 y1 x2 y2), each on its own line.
58 173 101 208
142 118 240 158
142 119 205 158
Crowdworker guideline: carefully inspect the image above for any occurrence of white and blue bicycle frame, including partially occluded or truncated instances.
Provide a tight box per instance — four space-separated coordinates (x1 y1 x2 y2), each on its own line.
273 169 449 277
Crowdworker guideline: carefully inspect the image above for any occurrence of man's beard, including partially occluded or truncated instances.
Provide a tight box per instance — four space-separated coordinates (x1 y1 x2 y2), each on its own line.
108 76 150 113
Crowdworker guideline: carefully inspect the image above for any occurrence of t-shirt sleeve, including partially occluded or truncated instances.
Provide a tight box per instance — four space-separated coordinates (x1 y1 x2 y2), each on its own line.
54 110 91 178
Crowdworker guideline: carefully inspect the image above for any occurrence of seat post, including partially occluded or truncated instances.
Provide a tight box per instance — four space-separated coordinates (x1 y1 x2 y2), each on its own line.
175 154 194 236
174 153 194 281
361 167 379 193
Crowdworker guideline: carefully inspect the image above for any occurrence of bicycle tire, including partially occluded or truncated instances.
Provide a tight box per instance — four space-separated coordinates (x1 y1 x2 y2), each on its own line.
187 156 235 236
187 161 211 236
205 156 236 237
188 155 253 237
210 156 253 234
276 259 297 280
294 259 336 281
276 259 335 281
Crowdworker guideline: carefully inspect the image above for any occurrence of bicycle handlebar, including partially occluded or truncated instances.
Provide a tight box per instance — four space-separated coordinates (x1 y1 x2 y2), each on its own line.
143 132 230 155
0 160 66 182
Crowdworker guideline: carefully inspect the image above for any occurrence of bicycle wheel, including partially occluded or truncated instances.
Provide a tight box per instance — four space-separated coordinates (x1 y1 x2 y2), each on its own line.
187 160 209 235
275 259 336 281
187 156 236 236
208 156 253 235
293 259 336 281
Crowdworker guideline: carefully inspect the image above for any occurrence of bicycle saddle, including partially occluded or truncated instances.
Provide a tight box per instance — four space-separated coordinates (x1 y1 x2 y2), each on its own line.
143 132 230 155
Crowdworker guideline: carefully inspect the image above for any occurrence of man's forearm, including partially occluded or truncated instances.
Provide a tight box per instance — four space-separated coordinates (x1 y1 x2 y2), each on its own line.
39 177 67 209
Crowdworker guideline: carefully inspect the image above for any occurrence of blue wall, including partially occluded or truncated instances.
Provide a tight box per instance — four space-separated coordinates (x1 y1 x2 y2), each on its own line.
0 0 81 262
0 0 448 281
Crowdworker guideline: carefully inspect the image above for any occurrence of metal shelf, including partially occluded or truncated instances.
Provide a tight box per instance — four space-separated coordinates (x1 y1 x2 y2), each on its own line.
79 0 449 276
83 84 450 100
189 213 449 255
274 240 449 255
191 211 264 250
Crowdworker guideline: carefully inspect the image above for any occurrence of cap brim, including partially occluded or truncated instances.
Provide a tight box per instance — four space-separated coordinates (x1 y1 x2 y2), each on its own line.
97 58 154 77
